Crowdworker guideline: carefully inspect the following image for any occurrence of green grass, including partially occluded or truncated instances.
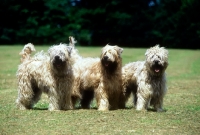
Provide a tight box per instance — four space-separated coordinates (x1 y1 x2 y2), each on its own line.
0 45 200 134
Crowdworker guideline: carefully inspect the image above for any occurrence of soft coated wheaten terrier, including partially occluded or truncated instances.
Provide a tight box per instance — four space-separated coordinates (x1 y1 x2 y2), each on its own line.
19 43 36 63
72 44 123 111
16 40 76 111
122 45 168 112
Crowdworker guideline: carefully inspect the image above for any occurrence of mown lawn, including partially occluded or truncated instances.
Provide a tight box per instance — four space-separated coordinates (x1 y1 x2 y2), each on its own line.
0 45 199 135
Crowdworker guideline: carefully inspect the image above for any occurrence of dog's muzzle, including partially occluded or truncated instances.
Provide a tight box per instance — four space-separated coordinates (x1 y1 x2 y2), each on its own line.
152 60 163 73
102 56 111 67
53 55 66 69
101 55 118 73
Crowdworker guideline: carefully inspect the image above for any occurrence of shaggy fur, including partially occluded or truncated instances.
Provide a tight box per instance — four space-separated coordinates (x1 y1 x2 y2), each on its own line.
19 43 36 63
16 42 76 111
122 45 168 112
72 45 123 111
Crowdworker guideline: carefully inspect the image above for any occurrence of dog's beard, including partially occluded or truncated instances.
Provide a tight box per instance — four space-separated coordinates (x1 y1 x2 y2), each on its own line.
147 61 165 76
53 60 66 69
101 58 118 73
52 56 67 71
152 63 163 74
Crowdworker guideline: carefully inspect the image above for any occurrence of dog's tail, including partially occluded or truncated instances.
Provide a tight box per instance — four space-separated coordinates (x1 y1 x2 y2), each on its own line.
69 36 77 47
68 36 82 62
19 43 36 63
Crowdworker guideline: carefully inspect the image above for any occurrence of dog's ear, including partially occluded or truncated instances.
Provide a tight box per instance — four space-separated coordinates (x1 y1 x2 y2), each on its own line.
118 47 123 54
115 46 123 55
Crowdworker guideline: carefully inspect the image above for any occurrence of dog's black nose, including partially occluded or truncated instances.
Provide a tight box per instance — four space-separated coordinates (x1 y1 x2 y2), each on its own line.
55 55 60 60
154 60 159 64
103 55 108 60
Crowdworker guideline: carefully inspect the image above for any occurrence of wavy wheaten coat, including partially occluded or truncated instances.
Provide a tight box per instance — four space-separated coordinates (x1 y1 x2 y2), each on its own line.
72 45 123 110
122 45 168 112
16 43 75 111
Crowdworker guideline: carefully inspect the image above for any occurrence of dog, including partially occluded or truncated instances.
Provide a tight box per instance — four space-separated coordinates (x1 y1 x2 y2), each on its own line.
16 40 76 111
19 43 36 63
122 45 168 112
72 44 123 111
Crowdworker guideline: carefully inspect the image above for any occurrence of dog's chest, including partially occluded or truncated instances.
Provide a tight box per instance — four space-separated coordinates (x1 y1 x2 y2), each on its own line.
150 78 162 95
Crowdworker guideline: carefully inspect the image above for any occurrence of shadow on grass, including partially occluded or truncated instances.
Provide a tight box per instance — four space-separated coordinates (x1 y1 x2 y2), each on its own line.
74 106 98 110
74 106 135 111
123 105 167 112
32 106 167 112
147 108 167 112
33 107 48 110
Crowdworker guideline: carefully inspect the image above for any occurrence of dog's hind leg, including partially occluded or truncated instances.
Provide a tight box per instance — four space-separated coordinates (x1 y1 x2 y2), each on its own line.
31 80 43 105
16 81 36 110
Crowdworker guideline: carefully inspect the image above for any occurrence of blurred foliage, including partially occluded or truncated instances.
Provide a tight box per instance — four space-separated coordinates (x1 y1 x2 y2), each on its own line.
0 0 199 48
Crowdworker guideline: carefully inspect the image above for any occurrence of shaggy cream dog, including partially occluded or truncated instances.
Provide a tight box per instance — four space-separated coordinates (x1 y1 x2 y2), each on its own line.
16 41 76 111
72 45 123 111
19 43 36 63
122 45 168 112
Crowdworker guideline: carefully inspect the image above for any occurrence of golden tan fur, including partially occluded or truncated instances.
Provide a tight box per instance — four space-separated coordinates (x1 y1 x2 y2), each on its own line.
72 45 123 110
16 42 75 111
19 43 36 63
121 45 168 112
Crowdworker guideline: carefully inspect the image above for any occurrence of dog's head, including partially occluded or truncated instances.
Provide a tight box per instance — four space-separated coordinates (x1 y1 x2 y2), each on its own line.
145 44 168 76
100 44 123 72
48 44 73 75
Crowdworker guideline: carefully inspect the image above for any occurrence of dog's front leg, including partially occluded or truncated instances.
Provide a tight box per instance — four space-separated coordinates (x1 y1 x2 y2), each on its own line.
154 97 165 112
48 89 60 111
62 93 73 110
136 94 148 111
96 84 109 111
136 84 152 111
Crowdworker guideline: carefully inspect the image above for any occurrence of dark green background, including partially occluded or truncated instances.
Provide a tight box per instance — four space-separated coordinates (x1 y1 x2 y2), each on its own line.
0 0 199 48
